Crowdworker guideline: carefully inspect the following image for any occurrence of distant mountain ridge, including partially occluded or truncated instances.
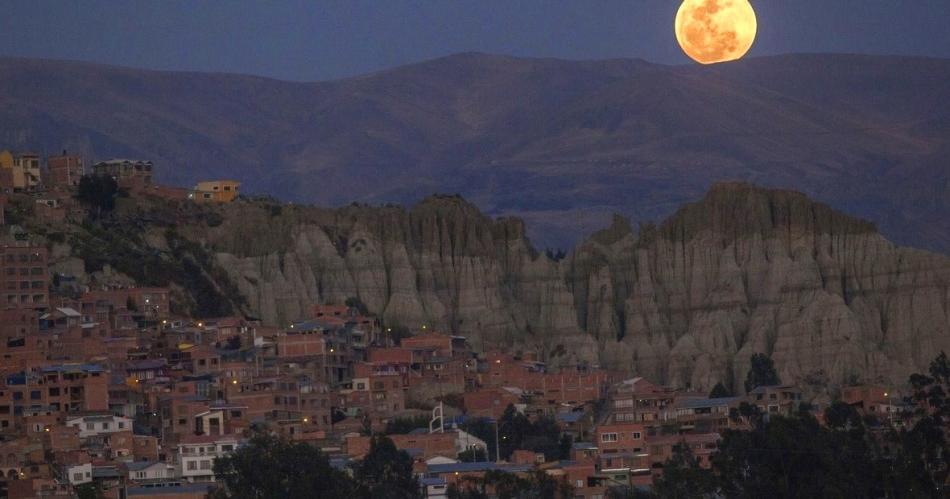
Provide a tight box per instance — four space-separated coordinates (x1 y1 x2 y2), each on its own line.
0 52 948 251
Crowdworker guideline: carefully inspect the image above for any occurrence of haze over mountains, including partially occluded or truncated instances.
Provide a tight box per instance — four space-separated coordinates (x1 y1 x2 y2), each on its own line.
0 52 948 252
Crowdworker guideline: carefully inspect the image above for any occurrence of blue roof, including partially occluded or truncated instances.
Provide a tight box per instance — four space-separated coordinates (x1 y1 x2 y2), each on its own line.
40 364 105 374
329 457 351 471
675 396 742 409
427 462 533 474
92 467 123 478
556 411 584 423
126 461 164 472
420 477 447 486
128 484 214 496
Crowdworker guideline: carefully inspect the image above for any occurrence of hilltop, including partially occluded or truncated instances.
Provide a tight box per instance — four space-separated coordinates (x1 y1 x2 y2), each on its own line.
0 53 948 251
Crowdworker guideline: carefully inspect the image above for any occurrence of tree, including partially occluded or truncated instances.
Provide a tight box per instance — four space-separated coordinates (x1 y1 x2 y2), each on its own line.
708 382 731 399
744 353 780 393
211 433 354 498
653 444 717 499
495 404 565 461
449 469 572 499
351 435 421 499
458 447 488 462
711 414 882 499
345 296 370 315
460 417 499 460
903 351 950 489
75 483 105 499
384 414 432 435
824 401 864 434
76 174 120 218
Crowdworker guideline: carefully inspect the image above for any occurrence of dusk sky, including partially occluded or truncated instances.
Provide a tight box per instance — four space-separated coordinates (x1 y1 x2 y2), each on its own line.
2 0 950 81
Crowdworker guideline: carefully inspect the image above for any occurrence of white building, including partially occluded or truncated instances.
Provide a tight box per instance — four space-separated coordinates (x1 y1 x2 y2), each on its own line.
127 461 178 484
175 435 239 483
66 415 134 438
65 463 92 485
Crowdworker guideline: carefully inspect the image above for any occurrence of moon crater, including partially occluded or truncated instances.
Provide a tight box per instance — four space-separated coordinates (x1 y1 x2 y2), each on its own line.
676 0 757 64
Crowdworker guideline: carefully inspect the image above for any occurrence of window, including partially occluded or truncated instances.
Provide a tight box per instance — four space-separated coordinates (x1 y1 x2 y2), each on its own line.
102 422 110 430
30 390 40 400
118 422 125 429
200 460 212 470
632 432 642 440
73 473 83 481
601 433 618 443
86 422 94 430
221 445 234 452
614 399 634 408
187 461 197 471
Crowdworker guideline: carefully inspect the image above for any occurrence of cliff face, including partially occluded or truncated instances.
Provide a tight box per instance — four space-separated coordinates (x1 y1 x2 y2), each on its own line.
205 184 950 391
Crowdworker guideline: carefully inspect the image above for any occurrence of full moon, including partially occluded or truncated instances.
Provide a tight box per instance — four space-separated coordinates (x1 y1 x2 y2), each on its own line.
675 0 757 64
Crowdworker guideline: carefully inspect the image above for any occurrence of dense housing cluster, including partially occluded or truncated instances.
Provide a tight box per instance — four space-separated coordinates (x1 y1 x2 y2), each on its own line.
0 151 926 498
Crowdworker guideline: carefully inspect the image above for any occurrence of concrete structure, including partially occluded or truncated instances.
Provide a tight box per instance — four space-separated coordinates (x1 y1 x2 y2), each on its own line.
65 462 93 485
191 180 240 203
1 244 49 310
175 435 239 483
66 414 134 438
92 159 153 190
0 151 41 191
46 151 84 189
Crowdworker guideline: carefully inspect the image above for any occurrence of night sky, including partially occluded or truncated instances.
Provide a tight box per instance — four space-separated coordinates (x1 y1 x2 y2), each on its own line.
2 0 949 81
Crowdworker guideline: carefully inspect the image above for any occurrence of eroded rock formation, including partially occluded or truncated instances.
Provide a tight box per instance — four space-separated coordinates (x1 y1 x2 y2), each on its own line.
204 184 950 391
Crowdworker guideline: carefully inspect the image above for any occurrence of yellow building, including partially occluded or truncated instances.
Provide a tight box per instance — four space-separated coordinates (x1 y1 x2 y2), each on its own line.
0 150 13 168
0 150 41 191
192 180 241 203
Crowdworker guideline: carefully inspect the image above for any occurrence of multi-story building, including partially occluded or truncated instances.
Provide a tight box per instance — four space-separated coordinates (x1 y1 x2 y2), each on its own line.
607 377 678 427
0 151 42 191
748 385 802 417
0 244 49 310
191 180 241 203
595 421 649 473
663 396 742 433
46 152 84 189
175 434 239 483
91 159 153 191
0 364 109 431
65 415 134 439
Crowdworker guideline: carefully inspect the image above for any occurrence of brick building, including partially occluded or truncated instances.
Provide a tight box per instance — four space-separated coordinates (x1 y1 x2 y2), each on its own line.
1 244 49 310
92 159 153 191
46 152 84 189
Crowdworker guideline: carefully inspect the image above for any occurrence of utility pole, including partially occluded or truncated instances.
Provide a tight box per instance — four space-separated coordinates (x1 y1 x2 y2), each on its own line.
494 419 500 463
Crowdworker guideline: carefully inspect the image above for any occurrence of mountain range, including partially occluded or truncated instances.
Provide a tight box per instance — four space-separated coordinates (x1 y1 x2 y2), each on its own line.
0 52 948 252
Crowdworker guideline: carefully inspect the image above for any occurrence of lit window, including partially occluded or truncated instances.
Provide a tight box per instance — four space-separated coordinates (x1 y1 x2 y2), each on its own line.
601 433 618 443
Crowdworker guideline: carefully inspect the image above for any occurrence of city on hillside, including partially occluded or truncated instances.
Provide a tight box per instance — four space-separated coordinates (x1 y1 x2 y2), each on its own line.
0 150 940 498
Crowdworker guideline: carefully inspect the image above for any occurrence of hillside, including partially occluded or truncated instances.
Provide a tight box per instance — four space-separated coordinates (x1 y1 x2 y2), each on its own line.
23 183 949 392
0 53 948 252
